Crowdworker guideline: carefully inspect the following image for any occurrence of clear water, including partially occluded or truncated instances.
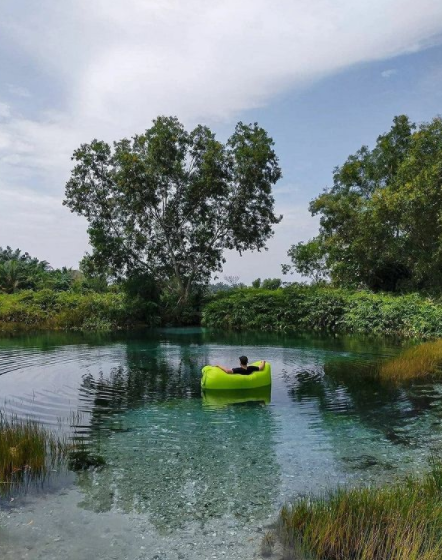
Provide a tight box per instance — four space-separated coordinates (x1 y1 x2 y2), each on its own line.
1 329 442 559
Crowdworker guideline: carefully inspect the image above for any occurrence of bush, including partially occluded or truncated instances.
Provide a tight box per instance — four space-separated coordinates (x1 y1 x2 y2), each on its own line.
0 290 160 331
202 285 442 338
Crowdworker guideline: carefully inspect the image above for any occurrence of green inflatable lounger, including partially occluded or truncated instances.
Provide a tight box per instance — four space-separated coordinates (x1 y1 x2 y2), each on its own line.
202 386 271 408
201 361 271 390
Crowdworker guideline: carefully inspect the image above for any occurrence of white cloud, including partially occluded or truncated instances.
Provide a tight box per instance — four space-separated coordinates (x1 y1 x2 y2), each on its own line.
0 0 442 270
0 101 10 118
7 84 31 98
381 69 398 78
0 186 89 268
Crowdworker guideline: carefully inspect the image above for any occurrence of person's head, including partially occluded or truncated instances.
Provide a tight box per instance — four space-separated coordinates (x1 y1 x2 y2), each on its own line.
239 355 248 366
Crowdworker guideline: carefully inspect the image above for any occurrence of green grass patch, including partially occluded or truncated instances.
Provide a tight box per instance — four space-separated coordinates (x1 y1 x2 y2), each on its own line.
274 459 442 560
0 414 67 494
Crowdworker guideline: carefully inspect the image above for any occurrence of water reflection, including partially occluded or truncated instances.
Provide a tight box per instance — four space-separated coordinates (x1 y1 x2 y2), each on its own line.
286 357 442 475
68 340 280 530
2 327 442 528
75 400 279 531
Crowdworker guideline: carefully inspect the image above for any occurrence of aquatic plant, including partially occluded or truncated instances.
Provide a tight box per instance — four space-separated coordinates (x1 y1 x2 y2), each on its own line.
380 339 442 382
260 531 276 557
275 459 442 560
0 413 66 494
68 445 106 471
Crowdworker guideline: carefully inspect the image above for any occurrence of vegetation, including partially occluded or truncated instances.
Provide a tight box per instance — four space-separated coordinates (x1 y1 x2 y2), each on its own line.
0 414 66 494
64 116 282 305
380 339 442 382
273 459 442 560
202 285 442 338
285 115 442 292
0 289 159 331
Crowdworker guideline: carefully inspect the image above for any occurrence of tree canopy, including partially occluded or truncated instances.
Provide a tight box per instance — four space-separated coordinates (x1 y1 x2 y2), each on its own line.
64 116 282 301
285 115 442 292
0 247 79 294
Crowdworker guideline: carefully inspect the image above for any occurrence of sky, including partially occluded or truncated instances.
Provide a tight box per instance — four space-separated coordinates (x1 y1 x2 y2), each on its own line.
1 0 442 285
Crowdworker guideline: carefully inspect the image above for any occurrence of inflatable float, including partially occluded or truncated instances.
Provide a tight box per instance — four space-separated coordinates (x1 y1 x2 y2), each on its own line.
201 361 271 390
202 386 271 408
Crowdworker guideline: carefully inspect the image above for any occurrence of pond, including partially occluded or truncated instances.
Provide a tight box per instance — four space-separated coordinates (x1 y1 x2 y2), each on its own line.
1 328 442 560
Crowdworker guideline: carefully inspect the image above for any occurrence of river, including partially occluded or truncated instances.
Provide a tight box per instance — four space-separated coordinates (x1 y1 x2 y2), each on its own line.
0 328 441 560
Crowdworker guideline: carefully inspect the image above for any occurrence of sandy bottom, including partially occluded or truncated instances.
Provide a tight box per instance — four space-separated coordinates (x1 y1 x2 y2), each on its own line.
0 488 271 560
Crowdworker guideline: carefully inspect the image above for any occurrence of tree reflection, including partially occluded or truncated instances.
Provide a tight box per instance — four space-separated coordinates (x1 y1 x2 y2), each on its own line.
73 338 279 531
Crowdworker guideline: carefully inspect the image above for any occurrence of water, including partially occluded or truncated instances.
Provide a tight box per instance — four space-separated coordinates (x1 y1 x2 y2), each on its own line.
0 329 441 559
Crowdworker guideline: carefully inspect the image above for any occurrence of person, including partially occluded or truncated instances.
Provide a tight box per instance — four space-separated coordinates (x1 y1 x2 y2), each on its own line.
215 356 266 375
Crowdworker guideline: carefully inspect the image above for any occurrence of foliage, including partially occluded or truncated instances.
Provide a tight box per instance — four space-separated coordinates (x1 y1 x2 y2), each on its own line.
0 246 51 293
207 281 235 294
202 285 442 338
275 459 442 560
0 246 85 294
286 115 442 292
0 290 159 332
380 339 442 382
64 116 282 302
0 413 66 494
261 277 282 290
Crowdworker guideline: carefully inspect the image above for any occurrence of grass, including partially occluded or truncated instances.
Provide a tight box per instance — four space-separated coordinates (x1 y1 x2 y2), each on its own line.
273 459 442 560
380 339 442 382
0 413 67 494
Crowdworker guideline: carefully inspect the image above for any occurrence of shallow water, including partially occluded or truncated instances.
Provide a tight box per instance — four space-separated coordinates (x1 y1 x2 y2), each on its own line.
1 329 442 559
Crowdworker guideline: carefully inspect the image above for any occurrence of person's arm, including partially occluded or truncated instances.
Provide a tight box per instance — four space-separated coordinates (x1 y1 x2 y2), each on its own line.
258 360 266 371
215 364 233 374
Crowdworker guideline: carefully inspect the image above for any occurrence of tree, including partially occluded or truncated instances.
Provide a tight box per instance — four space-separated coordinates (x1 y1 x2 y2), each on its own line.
261 278 282 290
0 247 51 293
64 116 282 303
285 115 442 292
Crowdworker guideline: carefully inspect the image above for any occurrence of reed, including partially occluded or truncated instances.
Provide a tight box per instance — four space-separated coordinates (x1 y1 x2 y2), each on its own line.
0 413 66 493
380 339 442 382
275 460 442 560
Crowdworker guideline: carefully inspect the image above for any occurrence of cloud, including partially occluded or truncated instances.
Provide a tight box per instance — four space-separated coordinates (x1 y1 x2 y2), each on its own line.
0 101 10 118
7 84 31 98
381 69 398 78
0 0 442 269
0 185 89 268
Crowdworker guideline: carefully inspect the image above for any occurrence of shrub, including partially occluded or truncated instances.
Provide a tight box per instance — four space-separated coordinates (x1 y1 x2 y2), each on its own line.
202 285 442 338
0 290 160 331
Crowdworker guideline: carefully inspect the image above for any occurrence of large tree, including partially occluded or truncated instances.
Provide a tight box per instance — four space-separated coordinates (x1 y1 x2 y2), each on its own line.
285 115 442 292
64 116 282 301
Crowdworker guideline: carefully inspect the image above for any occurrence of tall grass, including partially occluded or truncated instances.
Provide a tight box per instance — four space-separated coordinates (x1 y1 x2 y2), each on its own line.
0 413 66 494
380 339 442 382
275 459 442 560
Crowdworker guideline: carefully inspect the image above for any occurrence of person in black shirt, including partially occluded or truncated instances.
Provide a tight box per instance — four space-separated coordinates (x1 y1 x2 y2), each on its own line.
215 355 266 375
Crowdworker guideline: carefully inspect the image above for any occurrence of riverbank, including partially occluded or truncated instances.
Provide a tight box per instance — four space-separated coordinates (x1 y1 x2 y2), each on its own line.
202 286 442 338
0 290 159 332
3 285 442 339
272 458 442 560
